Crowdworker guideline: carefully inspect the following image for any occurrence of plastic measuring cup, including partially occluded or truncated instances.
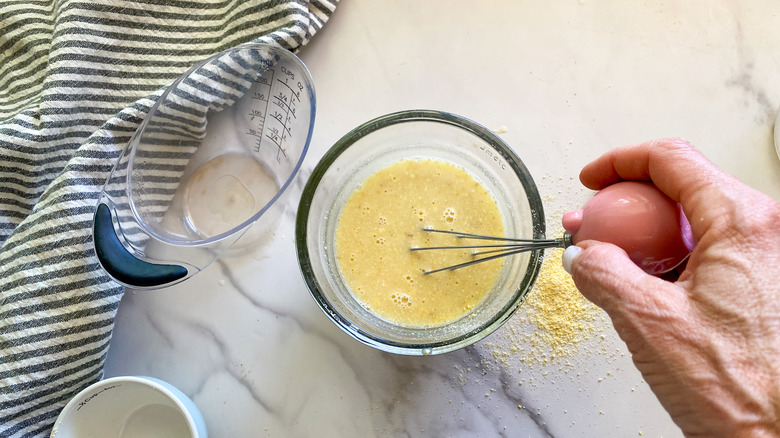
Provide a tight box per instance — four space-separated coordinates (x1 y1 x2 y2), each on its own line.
93 43 315 288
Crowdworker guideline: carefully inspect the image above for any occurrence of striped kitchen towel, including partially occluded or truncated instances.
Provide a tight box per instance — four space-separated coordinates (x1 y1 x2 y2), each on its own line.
0 1 337 436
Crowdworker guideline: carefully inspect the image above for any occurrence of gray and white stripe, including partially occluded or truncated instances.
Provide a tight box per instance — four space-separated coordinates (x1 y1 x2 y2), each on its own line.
0 1 337 436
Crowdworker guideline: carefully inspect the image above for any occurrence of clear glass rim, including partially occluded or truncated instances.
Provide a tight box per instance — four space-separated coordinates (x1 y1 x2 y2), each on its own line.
295 109 546 355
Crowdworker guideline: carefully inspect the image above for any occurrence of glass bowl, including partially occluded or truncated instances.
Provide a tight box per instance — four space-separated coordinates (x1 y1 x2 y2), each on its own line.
295 110 545 355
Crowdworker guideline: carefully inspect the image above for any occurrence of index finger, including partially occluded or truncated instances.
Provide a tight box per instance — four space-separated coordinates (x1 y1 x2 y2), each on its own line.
579 138 730 201
578 138 742 239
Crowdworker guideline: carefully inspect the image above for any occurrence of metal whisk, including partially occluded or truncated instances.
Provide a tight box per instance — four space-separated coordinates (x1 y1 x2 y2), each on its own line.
411 228 573 274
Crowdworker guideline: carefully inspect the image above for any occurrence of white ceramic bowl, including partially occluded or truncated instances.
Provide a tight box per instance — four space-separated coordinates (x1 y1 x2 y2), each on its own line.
51 376 207 438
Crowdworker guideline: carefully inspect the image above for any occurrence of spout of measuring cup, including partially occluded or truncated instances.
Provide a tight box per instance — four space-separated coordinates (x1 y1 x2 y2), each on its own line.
561 209 583 239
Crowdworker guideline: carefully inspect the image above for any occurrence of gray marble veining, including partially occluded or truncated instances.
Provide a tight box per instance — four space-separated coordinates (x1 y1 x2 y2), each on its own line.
105 1 780 436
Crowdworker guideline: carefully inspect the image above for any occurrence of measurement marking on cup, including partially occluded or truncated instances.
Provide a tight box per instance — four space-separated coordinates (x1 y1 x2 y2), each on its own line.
245 66 304 162
248 109 266 121
248 68 273 155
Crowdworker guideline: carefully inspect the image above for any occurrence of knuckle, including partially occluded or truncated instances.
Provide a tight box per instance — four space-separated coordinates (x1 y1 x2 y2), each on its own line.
650 137 694 154
647 138 698 173
717 193 780 241
746 200 780 235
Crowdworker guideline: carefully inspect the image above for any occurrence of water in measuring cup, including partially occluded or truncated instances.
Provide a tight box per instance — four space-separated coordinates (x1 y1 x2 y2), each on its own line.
183 152 279 238
176 61 306 240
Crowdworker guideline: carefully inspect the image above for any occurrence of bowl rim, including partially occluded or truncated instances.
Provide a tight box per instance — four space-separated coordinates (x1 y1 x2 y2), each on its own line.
295 109 546 355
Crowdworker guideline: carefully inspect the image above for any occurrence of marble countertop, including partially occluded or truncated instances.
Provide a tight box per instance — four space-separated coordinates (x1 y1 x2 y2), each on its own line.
103 1 780 436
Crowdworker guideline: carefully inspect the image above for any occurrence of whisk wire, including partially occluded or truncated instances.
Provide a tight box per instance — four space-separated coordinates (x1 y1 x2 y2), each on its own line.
419 228 559 244
411 243 548 251
413 228 572 274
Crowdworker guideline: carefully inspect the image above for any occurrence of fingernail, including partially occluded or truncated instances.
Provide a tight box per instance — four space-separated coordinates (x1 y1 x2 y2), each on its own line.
562 246 583 275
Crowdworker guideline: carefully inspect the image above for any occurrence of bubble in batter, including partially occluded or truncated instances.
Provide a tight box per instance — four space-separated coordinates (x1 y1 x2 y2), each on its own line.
335 158 505 327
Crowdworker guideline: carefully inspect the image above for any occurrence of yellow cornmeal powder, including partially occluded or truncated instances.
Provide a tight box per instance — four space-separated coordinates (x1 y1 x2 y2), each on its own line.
526 248 599 356
505 247 601 364
335 158 505 327
485 245 605 367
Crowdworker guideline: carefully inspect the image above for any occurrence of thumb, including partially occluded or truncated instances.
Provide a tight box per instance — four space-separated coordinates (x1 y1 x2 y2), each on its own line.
561 241 670 316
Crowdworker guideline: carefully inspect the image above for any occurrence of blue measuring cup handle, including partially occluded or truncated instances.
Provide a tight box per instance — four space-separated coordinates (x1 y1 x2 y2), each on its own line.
93 203 188 288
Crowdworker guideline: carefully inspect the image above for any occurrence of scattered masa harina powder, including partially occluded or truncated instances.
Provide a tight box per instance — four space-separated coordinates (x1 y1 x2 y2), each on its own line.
524 247 600 358
491 246 605 367
464 199 610 384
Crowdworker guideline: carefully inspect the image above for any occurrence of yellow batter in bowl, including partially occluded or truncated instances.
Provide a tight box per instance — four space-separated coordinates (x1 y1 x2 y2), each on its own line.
335 158 505 327
297 110 545 355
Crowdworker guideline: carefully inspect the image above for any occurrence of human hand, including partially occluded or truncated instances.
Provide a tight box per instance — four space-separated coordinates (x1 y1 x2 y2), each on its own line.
562 138 780 437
